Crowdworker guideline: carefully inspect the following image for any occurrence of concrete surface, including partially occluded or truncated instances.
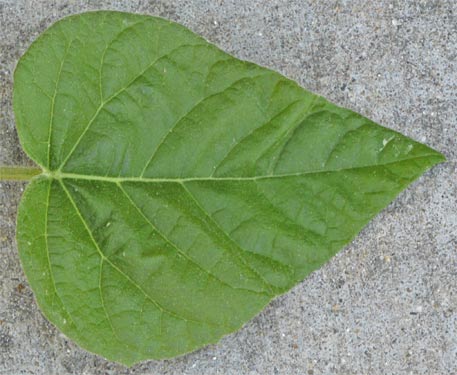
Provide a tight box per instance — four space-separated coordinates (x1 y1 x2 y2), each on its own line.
0 0 456 374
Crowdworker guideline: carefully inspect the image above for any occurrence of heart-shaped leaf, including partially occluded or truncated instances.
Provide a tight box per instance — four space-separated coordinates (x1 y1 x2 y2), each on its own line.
12 11 444 365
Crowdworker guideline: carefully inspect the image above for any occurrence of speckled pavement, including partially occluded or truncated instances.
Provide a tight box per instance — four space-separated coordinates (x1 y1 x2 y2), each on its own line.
0 1 455 374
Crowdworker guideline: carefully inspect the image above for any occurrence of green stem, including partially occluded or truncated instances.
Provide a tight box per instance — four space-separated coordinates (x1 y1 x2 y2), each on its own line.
0 166 42 181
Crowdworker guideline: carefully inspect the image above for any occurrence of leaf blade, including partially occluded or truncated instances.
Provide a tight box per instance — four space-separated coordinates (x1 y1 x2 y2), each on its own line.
13 10 445 365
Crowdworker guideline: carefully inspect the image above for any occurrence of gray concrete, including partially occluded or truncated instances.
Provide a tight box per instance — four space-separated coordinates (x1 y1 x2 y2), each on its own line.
0 0 455 374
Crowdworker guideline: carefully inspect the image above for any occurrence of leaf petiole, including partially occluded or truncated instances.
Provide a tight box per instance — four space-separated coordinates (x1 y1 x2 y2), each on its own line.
0 166 42 181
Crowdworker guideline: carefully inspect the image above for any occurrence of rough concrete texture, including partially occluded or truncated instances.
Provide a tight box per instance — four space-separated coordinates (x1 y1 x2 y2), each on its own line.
0 0 456 374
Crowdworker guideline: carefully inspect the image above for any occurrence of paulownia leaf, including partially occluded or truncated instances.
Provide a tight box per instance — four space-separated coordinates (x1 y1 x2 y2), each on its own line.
12 11 444 365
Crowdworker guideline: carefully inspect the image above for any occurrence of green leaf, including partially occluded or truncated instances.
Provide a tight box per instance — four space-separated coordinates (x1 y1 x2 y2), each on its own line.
12 11 444 365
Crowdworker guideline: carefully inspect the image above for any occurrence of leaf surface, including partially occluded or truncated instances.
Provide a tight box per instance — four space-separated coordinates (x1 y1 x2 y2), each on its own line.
13 11 444 365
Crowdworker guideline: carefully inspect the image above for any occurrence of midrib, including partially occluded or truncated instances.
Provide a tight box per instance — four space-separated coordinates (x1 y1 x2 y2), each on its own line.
38 154 439 184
